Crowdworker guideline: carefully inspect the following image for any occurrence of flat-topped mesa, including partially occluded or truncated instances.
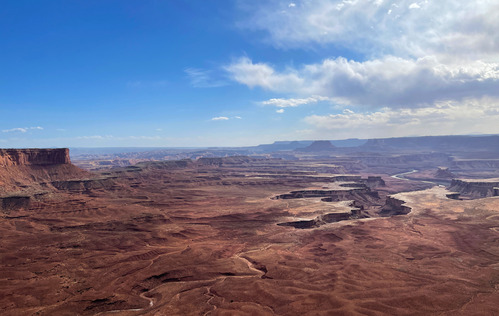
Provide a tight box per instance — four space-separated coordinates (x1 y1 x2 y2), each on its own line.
0 148 70 167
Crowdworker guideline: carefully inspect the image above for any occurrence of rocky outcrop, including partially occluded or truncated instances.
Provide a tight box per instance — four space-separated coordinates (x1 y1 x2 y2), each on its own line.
449 179 499 198
435 167 455 179
0 148 91 195
273 187 382 210
50 178 116 192
365 176 386 188
446 193 461 200
379 196 411 216
273 188 379 200
0 148 70 167
0 195 30 212
277 209 367 229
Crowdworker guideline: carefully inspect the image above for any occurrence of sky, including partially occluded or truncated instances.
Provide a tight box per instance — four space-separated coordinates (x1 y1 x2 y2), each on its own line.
1 0 498 148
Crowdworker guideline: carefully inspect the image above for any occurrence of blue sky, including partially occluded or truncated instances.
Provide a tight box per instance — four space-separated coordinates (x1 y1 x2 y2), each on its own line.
1 1 498 147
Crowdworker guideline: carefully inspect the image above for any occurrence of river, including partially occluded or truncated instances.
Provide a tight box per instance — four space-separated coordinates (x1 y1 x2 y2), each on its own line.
390 169 450 186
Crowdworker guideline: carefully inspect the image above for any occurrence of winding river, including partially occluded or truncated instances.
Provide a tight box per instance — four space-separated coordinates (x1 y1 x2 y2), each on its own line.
390 169 450 186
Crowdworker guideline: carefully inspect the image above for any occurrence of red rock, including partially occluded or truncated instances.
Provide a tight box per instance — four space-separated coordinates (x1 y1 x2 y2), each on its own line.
0 148 70 166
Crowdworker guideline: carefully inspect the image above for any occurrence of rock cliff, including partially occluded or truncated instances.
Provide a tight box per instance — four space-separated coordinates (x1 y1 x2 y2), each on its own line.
0 148 70 166
0 148 91 197
435 167 455 179
449 179 499 198
379 196 412 216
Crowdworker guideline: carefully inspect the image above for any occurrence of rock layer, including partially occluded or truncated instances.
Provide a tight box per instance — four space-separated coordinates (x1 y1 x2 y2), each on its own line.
379 196 412 216
0 148 70 166
449 179 499 198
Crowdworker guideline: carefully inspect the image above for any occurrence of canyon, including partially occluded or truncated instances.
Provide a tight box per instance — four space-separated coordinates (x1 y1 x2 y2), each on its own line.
1 141 499 315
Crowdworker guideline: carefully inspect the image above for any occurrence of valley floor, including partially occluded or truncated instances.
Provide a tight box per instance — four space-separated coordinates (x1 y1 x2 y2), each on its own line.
1 159 499 315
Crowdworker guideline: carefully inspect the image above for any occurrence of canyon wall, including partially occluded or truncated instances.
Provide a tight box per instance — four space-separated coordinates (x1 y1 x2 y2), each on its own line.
379 196 412 216
449 179 499 198
450 159 499 170
0 148 70 167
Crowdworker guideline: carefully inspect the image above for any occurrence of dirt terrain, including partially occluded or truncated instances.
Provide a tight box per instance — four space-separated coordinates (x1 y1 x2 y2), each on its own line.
1 149 499 315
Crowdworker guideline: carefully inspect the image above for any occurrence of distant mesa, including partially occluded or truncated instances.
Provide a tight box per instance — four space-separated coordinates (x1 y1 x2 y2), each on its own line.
361 135 499 152
255 140 311 152
296 140 336 152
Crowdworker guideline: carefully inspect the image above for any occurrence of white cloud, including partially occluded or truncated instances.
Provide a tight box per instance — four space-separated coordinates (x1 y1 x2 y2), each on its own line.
229 0 499 138
2 126 43 133
233 116 242 119
303 97 499 138
4 128 28 133
238 1 499 60
289 3 296 7
228 56 499 108
211 116 229 121
262 95 332 108
276 109 285 113
185 68 227 88
224 57 303 90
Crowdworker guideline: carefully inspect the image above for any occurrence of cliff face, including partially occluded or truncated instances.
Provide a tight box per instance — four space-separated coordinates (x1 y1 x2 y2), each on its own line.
435 167 455 178
379 196 412 216
449 179 499 198
0 148 90 197
0 148 70 167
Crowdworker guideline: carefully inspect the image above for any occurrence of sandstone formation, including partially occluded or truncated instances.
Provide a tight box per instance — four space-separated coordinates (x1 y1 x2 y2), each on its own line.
379 196 412 216
0 148 94 208
435 167 455 178
277 209 365 229
0 194 31 212
0 148 70 166
449 178 499 198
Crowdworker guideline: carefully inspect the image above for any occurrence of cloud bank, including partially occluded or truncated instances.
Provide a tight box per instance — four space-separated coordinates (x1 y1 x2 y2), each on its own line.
240 0 499 60
227 56 499 108
228 0 499 138
304 97 499 139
